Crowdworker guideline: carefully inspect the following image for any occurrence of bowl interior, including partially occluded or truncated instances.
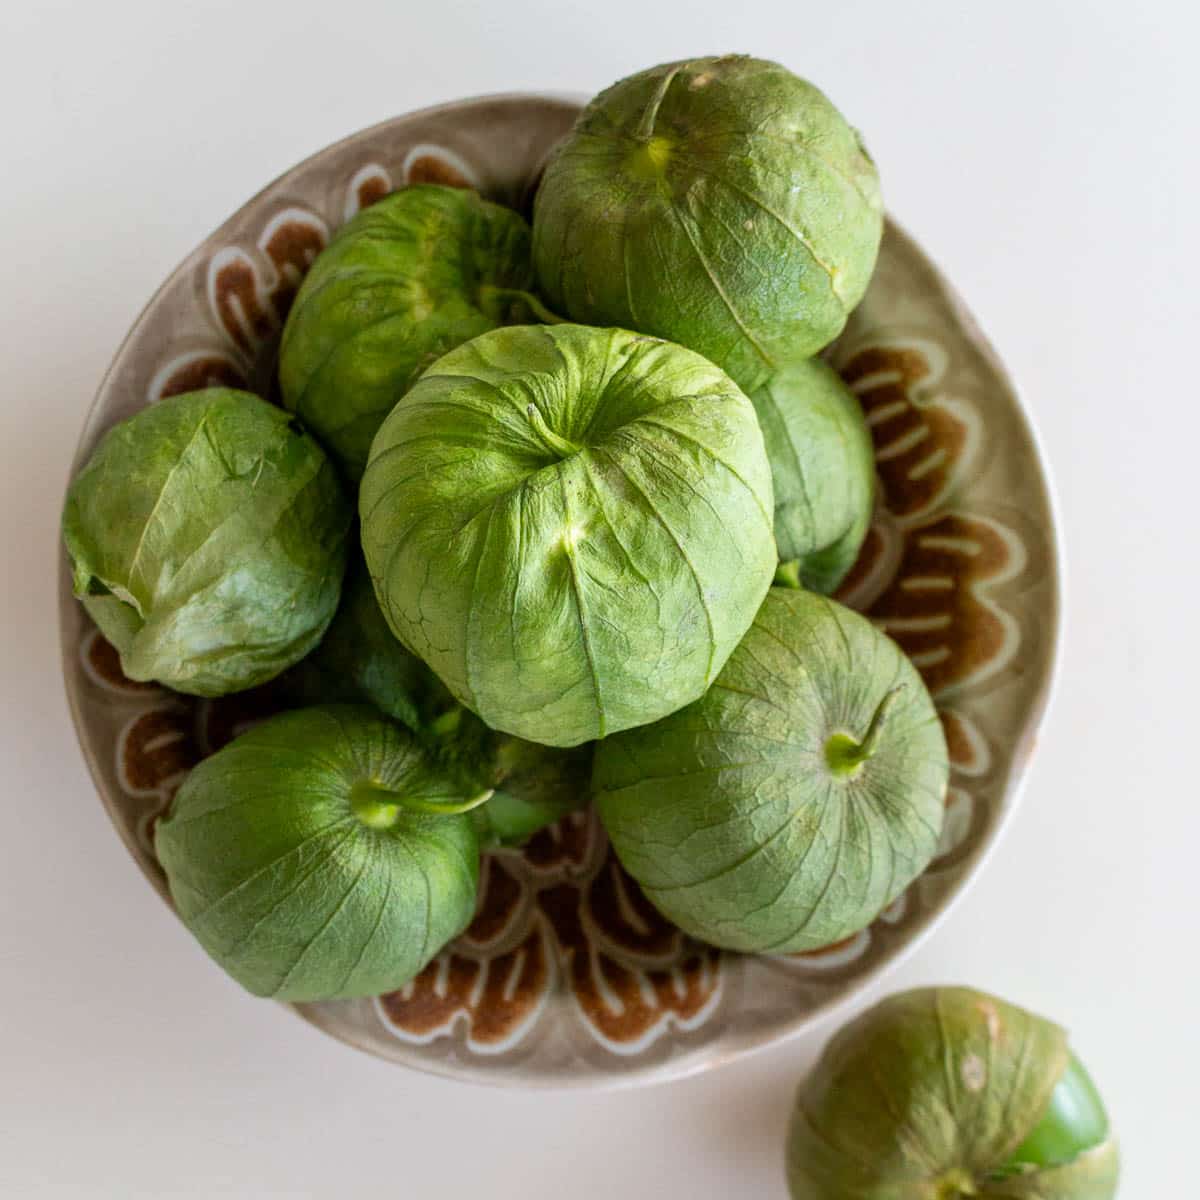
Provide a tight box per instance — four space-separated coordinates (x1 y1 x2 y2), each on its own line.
60 93 1059 1087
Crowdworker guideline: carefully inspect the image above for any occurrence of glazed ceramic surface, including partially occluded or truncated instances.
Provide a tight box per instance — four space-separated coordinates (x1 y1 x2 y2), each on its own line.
60 93 1060 1087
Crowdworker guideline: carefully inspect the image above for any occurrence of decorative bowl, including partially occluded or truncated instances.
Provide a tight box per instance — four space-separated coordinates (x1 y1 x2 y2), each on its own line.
59 92 1060 1087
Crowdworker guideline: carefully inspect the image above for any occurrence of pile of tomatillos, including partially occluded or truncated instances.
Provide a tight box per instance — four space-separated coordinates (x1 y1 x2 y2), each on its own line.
64 57 949 1003
64 55 1120 1200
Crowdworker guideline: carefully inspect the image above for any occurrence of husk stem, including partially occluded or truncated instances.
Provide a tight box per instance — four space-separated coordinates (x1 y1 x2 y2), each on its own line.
476 285 567 325
525 404 581 458
825 685 906 776
350 779 494 827
934 1169 978 1198
774 560 803 590
634 62 685 141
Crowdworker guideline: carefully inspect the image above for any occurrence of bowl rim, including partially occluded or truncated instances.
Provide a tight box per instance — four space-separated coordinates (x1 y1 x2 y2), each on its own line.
58 91 1064 1089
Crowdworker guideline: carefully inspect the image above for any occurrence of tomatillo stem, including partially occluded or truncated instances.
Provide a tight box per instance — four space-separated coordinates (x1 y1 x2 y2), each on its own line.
634 62 682 140
398 788 495 816
427 706 464 739
824 686 906 776
476 285 566 325
350 780 494 827
774 560 803 590
526 404 581 458
934 1170 977 1198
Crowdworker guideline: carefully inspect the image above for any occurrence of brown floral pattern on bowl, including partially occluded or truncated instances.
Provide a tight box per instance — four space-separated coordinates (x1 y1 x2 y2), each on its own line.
60 94 1060 1086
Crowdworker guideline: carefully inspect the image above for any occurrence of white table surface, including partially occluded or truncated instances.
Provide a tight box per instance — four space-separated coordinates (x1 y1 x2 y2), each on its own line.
2 1 1194 1194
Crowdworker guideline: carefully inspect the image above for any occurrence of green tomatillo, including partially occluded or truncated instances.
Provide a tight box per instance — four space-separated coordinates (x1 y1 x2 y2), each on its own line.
155 706 483 1002
62 388 350 697
785 987 1119 1199
533 55 883 392
752 357 876 594
279 184 545 479
283 553 443 730
359 323 777 748
593 587 948 952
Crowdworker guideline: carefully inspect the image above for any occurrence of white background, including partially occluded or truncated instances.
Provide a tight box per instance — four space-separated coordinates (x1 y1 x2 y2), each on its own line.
1 1 1194 1195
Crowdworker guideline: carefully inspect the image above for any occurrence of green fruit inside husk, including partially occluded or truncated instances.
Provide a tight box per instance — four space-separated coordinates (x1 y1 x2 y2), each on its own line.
1000 1052 1111 1173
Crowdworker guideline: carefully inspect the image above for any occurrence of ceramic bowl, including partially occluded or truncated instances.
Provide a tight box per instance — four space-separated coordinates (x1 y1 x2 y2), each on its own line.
59 93 1060 1087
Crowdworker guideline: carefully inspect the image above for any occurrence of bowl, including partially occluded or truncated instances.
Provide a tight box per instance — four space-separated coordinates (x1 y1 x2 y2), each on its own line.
59 92 1061 1087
